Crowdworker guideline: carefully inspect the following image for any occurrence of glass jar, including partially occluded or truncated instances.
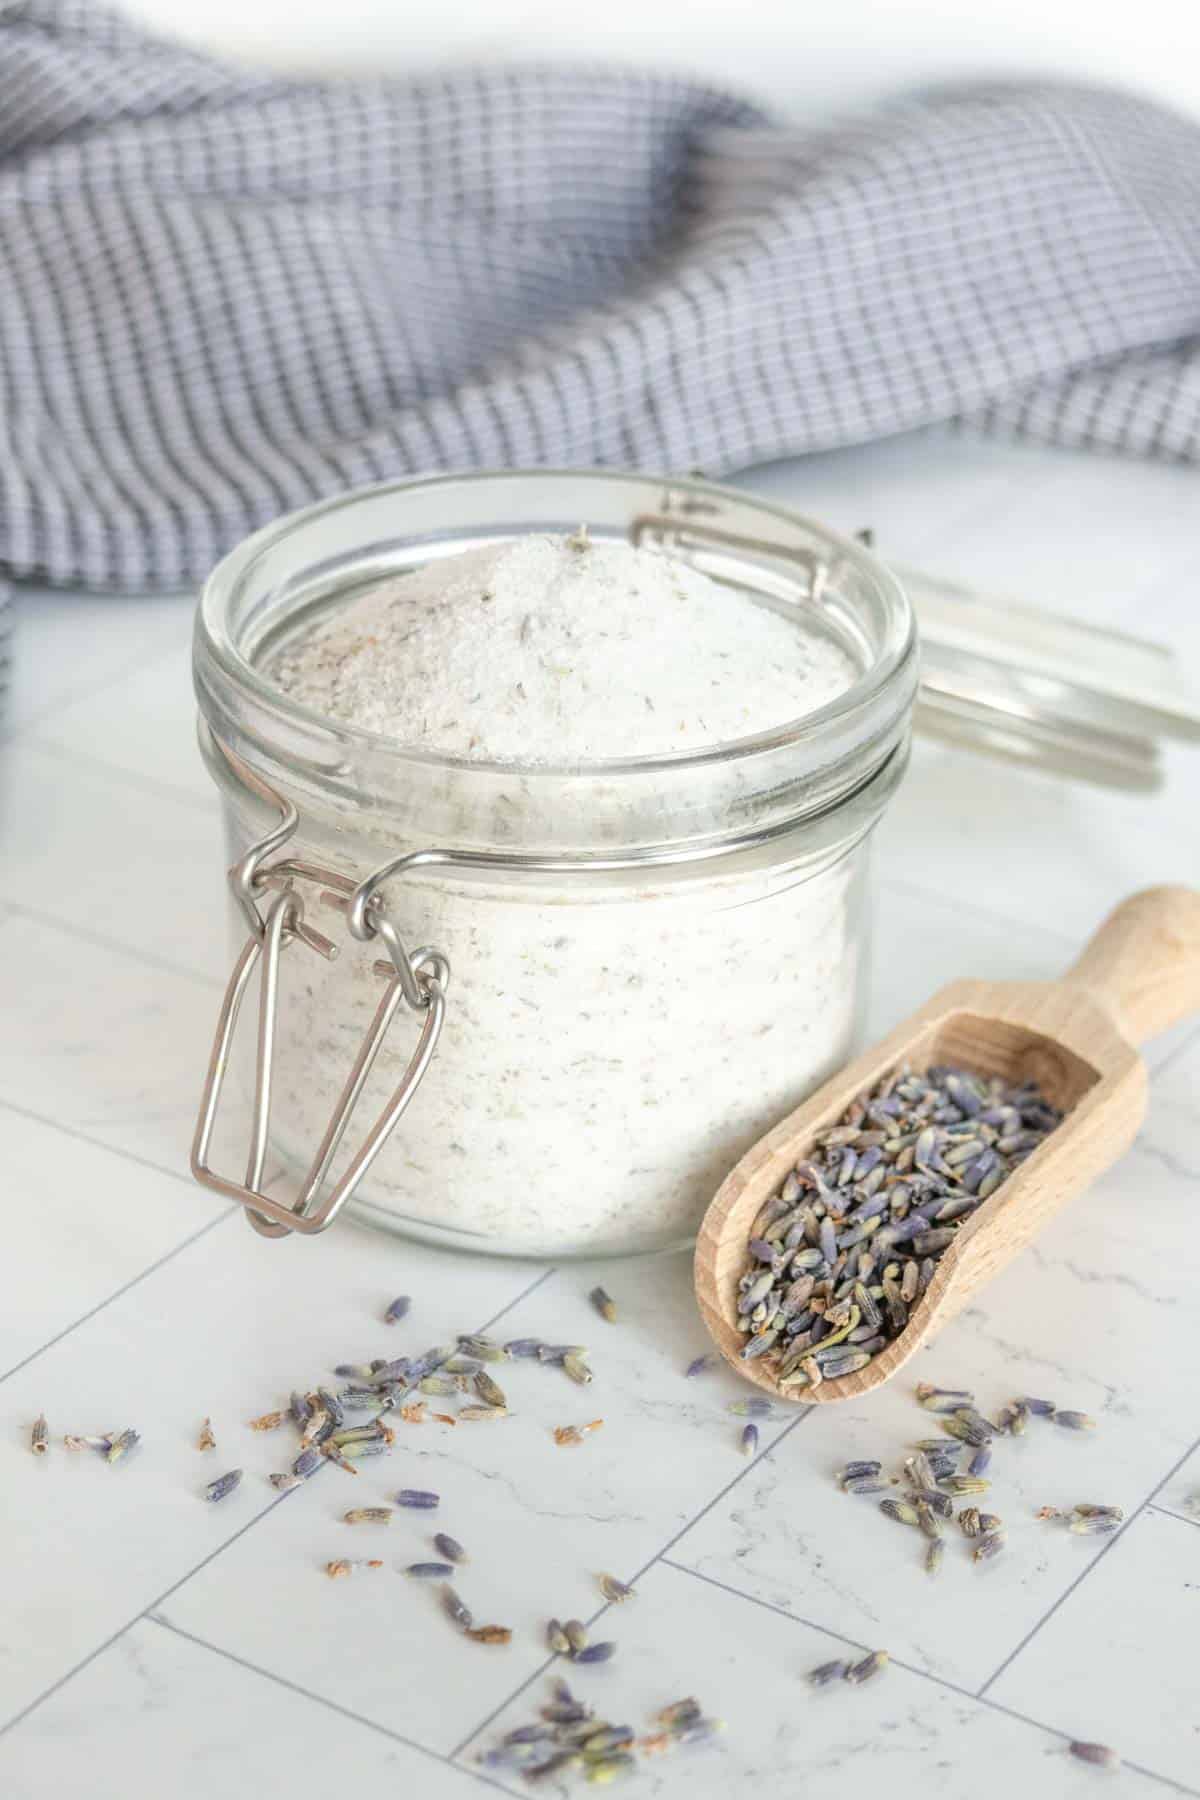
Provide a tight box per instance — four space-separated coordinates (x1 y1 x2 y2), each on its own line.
192 470 917 1257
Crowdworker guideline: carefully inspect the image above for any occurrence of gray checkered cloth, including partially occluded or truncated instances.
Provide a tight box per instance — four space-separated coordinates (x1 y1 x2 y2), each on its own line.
3 0 1200 608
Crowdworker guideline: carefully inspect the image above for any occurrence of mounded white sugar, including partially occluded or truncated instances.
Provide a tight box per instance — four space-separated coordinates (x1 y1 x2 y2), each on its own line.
268 532 856 761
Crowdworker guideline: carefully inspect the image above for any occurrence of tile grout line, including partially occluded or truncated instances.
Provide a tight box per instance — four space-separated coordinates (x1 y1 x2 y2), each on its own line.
875 870 1080 954
976 1420 1200 1700
2 896 225 990
446 1407 814 1761
0 1485 301 1743
0 1204 238 1388
660 1560 1199 1798
146 1616 521 1799
0 1092 224 1193
0 1262 562 1745
1147 1501 1200 1529
2 616 192 743
660 1556 982 1699
17 732 221 816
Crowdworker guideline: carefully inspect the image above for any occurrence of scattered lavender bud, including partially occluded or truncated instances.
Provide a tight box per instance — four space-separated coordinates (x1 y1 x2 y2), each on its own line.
740 1423 759 1457
396 1489 439 1509
106 1429 140 1465
30 1415 48 1456
844 1650 888 1684
807 1658 850 1686
443 1586 473 1629
1055 1411 1097 1432
204 1469 243 1503
406 1562 457 1579
504 1339 545 1359
728 1399 773 1417
384 1295 411 1324
589 1287 617 1324
1069 1742 1119 1768
573 1642 616 1664
434 1533 467 1565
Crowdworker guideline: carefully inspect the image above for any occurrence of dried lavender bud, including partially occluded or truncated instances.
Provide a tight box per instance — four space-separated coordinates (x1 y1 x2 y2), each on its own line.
880 1499 921 1527
589 1287 617 1324
204 1469 243 1503
740 1424 759 1458
563 1353 593 1387
729 1398 773 1418
434 1533 467 1564
564 1620 589 1653
1055 1411 1097 1432
685 1354 715 1377
442 1587 473 1629
1069 1742 1119 1768
807 1659 849 1685
925 1539 944 1576
968 1443 992 1477
344 1508 392 1524
406 1562 457 1579
384 1295 411 1324
467 1625 512 1645
248 1411 286 1432
843 1474 892 1495
292 1448 323 1479
1068 1514 1122 1536
396 1489 439 1509
837 1460 883 1483
106 1429 140 1465
505 1338 544 1359
844 1649 888 1684
973 1531 1006 1562
473 1370 508 1409
573 1642 616 1664
1021 1396 1057 1416
546 1619 571 1654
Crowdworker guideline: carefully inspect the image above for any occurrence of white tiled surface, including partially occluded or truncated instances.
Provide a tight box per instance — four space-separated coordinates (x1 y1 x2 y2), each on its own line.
2 434 1198 1800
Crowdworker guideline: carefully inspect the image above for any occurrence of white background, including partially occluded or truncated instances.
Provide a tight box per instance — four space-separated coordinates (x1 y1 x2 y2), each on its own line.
116 0 1200 120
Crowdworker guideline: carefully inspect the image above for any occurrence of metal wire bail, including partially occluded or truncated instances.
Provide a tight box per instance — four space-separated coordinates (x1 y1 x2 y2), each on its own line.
190 754 450 1238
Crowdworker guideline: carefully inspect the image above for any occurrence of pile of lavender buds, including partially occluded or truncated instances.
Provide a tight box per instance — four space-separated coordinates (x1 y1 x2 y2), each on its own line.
735 1064 1063 1389
838 1382 1109 1577
479 1682 723 1784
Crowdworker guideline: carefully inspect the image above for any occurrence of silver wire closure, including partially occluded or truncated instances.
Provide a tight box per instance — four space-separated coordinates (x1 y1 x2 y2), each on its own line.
190 759 450 1238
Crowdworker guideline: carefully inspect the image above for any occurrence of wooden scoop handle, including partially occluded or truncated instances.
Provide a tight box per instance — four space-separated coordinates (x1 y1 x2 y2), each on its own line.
1064 885 1200 1046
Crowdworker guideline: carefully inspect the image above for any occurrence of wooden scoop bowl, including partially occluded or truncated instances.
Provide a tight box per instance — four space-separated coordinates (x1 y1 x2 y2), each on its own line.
695 885 1200 1404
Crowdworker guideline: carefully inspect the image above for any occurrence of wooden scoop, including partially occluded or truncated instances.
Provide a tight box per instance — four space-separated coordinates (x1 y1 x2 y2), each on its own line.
695 885 1200 1404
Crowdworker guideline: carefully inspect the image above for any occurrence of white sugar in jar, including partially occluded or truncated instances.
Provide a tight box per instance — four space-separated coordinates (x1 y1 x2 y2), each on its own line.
192 471 917 1256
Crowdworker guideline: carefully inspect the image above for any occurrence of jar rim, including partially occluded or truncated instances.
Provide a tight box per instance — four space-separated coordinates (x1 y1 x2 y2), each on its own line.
197 468 916 781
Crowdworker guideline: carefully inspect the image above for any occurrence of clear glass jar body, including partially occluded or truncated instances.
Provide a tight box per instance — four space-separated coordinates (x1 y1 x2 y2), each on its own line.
195 471 917 1257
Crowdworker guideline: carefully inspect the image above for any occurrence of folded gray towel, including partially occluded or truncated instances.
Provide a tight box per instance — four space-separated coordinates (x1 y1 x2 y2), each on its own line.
3 0 1200 598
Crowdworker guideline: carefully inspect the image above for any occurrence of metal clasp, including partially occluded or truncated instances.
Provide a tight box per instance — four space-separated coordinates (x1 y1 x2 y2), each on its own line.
190 755 450 1239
